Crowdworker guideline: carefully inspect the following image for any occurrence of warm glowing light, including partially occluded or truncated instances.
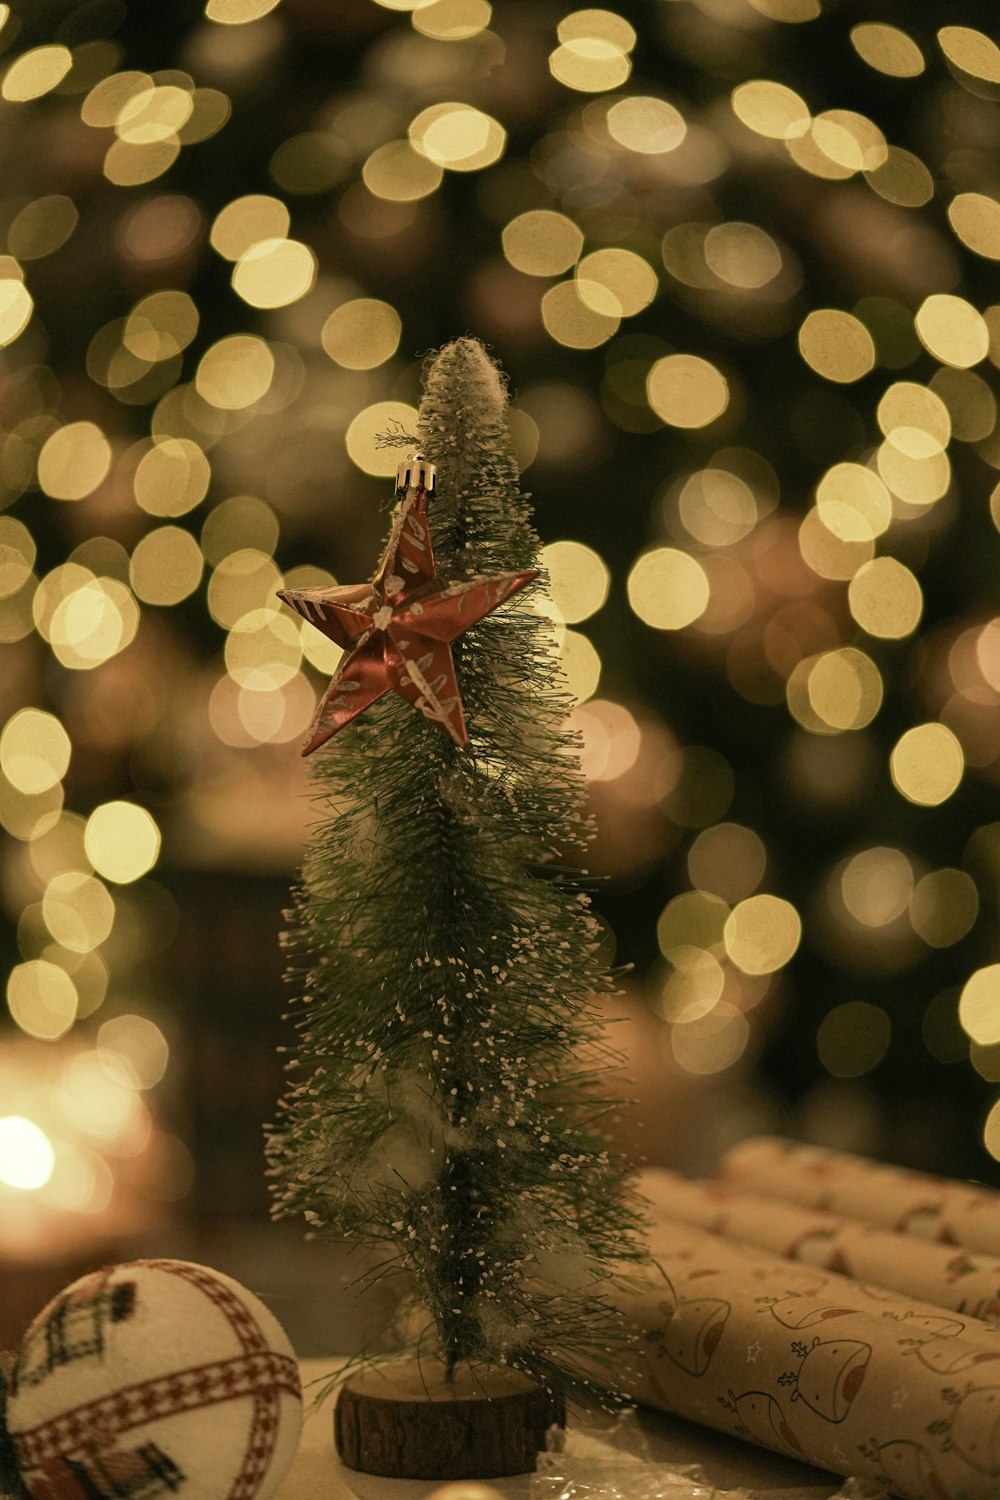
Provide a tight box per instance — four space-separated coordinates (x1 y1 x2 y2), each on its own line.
561 629 601 703
948 194 1000 261
731 80 810 141
0 278 33 349
116 85 194 145
959 965 1000 1046
688 823 766 904
848 557 923 640
542 280 619 348
678 469 757 547
321 299 402 369
345 402 419 476
210 195 290 261
914 294 989 369
841 847 913 926
671 1003 750 1075
647 354 729 428
877 381 951 457
409 104 506 171
226 608 302 690
195 335 275 410
413 0 492 42
7 961 77 1040
124 290 199 361
703 222 782 289
627 548 709 630
724 894 801 975
49 578 139 672
938 26 1000 85
540 540 609 624
549 41 632 94
232 237 317 309
130 526 204 605
606 96 685 154
572 698 640 781
657 890 729 960
134 438 211 517
798 509 874 581
0 1117 55 1190
788 649 883 733
42 872 115 953
798 309 875 383
203 498 280 567
876 441 950 507
2 45 72 102
890 723 964 806
363 140 443 201
864 147 934 208
817 1002 891 1078
206 0 282 21
98 1014 169 1089
8 196 78 261
502 211 583 277
851 22 924 77
815 464 891 542
1 709 71 794
985 1100 1000 1164
38 423 113 502
910 869 979 948
208 549 283 628
576 248 657 317
85 801 161 884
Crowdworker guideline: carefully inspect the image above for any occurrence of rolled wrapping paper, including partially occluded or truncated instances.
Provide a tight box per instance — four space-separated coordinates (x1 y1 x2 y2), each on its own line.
716 1137 1000 1259
641 1168 1000 1325
618 1216 1000 1500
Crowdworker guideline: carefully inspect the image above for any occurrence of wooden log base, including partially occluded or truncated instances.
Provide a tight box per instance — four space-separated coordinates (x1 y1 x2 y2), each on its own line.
334 1358 565 1479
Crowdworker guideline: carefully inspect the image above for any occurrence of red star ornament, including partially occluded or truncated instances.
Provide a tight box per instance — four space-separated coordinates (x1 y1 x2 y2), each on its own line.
278 453 538 755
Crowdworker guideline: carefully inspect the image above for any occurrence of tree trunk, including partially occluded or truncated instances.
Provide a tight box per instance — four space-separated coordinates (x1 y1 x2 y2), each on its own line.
334 1358 565 1479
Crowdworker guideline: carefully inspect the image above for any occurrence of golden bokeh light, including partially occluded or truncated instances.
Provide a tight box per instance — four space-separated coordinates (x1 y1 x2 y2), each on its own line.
208 549 283 629
606 96 685 154
134 438 211 517
657 890 729 960
225 608 302 691
97 1014 170 1090
202 496 280 566
104 138 181 189
210 195 290 261
848 557 923 640
984 1100 1000 1164
840 847 913 927
914 294 989 368
363 139 443 201
37 423 113 502
412 0 492 42
938 26 1000 86
817 1001 891 1078
572 698 640 782
850 22 925 78
787 648 883 734
910 868 979 948
502 211 583 277
345 401 419 476
8 196 78 261
130 526 204 606
1 709 71 794
561 628 601 704
647 354 729 428
864 146 934 208
959 965 1000 1047
549 40 632 94
655 945 725 1024
0 1117 55 1191
123 290 199 362
876 381 951 457
7 961 77 1041
703 222 782 289
116 85 194 146
321 299 402 370
540 540 609 624
876 441 950 507
890 723 964 806
932 367 996 442
688 822 766 904
2 45 72 102
42 871 115 954
671 1002 750 1076
195 335 275 409
948 193 1000 261
409 103 506 171
232 237 317 309
541 279 619 348
576 248 657 317
731 80 810 141
811 110 887 174
205 0 283 21
0 278 35 348
798 508 874 582
815 464 891 543
723 893 801 975
627 548 709 630
678 469 757 548
798 309 875 383
85 802 161 884
49 578 139 672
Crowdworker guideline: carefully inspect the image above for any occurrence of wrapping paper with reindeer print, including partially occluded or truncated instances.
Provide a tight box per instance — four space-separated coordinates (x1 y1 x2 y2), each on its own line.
640 1170 1000 1326
616 1215 1000 1500
714 1138 1000 1260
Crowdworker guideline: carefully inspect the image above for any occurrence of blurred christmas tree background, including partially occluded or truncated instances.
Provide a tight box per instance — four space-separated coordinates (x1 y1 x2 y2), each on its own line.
2 0 1000 1344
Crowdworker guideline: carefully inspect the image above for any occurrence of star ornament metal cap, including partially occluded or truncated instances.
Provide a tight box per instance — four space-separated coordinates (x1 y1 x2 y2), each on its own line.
277 452 538 755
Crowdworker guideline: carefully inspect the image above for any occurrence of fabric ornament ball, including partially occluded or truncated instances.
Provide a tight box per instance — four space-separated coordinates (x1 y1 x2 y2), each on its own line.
5 1258 302 1500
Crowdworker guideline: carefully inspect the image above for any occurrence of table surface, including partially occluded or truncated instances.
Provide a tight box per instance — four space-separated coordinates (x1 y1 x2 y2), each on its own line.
277 1360 843 1500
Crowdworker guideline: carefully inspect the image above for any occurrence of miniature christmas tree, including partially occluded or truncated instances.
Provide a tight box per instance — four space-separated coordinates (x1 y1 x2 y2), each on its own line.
267 339 646 1462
